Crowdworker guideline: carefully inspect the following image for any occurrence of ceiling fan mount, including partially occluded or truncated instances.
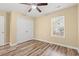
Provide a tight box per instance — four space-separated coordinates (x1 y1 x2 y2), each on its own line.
21 3 48 13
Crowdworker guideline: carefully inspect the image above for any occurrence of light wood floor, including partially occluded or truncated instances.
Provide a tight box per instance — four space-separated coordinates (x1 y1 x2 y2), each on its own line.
0 40 79 56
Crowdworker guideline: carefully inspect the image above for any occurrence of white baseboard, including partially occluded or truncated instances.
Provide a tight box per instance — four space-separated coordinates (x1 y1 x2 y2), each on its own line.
10 43 17 47
10 39 33 47
33 38 79 53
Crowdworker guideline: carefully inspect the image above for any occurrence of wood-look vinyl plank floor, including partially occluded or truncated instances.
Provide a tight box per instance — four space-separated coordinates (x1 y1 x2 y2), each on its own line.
15 41 44 56
0 40 79 56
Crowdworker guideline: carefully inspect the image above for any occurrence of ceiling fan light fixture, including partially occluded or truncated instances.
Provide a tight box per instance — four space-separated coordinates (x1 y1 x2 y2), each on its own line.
21 3 48 12
32 5 37 9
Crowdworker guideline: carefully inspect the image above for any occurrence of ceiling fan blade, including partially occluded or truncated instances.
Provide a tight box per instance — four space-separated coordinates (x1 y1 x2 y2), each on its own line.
21 3 31 5
36 7 41 12
28 8 32 12
37 3 48 6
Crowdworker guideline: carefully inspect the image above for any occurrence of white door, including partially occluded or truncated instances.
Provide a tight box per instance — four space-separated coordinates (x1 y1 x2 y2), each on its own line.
0 16 5 46
16 16 33 44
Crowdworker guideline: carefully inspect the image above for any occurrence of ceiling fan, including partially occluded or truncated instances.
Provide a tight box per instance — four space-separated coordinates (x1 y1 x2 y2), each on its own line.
21 3 48 13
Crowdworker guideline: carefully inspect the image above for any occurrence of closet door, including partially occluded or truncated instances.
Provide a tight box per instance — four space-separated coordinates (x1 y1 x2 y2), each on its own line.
16 16 33 44
0 16 5 46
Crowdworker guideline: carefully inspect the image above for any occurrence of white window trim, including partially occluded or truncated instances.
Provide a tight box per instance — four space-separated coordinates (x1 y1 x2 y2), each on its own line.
51 16 65 38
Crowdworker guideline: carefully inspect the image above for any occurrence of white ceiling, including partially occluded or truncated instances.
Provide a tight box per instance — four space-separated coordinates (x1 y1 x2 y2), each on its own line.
0 3 76 17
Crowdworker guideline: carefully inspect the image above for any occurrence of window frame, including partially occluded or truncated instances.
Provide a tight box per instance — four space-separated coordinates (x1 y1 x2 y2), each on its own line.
51 16 65 38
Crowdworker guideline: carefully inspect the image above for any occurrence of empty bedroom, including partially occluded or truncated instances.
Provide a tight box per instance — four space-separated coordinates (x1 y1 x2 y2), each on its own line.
0 3 79 56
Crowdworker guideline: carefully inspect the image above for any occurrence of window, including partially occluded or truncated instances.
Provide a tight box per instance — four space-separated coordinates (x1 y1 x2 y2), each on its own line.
51 16 65 38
